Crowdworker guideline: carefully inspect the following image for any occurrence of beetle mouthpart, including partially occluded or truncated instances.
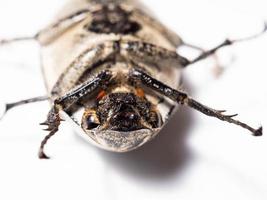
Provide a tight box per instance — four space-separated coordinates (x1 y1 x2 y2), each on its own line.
253 126 263 136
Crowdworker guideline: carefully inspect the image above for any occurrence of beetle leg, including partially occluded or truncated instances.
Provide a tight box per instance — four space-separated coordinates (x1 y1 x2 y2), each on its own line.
120 40 190 67
54 70 112 108
0 9 91 47
0 96 49 120
39 105 62 159
185 22 267 66
38 70 112 159
130 69 263 136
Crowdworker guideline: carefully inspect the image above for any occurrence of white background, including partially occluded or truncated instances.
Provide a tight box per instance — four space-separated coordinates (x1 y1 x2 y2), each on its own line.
0 0 267 200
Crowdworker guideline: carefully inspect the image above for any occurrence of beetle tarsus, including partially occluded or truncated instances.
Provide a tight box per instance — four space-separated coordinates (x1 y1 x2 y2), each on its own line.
38 150 50 159
186 98 262 136
39 106 62 159
253 127 263 136
39 127 59 160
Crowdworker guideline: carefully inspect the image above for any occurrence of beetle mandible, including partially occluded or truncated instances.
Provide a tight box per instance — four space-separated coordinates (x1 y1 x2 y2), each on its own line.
0 0 265 159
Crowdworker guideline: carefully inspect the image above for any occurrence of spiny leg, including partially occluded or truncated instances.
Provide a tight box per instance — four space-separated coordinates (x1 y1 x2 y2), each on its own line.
185 99 262 136
39 70 112 159
130 69 262 136
0 96 49 120
185 22 267 66
39 105 62 159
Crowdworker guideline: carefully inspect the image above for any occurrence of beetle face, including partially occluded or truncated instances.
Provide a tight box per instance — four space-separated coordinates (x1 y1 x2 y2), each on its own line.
81 92 163 151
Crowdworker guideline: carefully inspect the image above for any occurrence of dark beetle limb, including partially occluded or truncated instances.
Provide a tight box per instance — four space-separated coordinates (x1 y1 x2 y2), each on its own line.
38 70 112 159
0 96 49 120
185 21 267 66
186 99 262 136
39 105 62 159
55 70 112 108
130 69 263 136
121 40 190 67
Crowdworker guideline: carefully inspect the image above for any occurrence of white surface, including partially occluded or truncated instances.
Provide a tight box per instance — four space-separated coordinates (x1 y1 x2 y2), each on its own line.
0 0 267 200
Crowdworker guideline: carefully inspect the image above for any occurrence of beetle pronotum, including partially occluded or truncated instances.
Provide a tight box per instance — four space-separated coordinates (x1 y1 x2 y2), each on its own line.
0 0 265 159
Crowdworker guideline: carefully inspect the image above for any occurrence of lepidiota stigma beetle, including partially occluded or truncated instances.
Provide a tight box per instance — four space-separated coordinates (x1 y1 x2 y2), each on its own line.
0 0 265 159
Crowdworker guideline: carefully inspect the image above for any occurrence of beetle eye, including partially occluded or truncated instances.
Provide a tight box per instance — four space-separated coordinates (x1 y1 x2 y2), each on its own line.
86 115 100 129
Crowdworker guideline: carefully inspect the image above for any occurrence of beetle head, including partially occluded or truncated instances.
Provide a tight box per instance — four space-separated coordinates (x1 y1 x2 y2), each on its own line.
81 92 163 151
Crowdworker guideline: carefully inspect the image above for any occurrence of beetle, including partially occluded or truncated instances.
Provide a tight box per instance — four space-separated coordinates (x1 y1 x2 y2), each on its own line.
0 0 265 159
